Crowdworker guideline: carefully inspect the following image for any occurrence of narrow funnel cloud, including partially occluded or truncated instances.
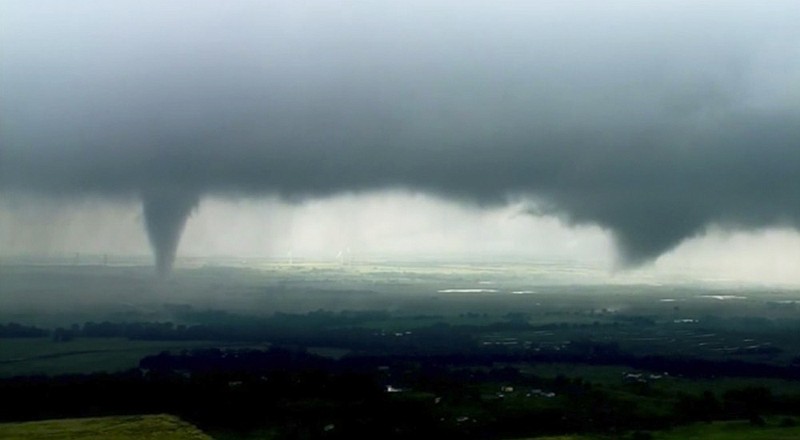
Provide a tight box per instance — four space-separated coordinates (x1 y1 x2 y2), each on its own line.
142 192 198 277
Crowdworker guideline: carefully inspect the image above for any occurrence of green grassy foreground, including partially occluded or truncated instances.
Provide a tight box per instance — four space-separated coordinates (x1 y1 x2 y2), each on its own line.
653 420 800 440
530 418 800 439
0 414 213 440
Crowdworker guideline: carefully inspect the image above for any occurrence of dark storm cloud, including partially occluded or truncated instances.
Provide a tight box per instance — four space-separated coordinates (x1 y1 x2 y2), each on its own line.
2 0 799 266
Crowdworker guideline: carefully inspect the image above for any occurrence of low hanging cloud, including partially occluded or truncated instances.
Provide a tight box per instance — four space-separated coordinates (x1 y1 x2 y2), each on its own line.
1 1 799 270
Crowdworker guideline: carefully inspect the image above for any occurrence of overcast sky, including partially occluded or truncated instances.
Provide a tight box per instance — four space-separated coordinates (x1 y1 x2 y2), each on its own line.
2 1 800 283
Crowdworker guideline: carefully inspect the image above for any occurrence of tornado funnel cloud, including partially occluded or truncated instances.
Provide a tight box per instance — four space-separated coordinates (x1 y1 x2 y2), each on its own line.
142 192 198 277
3 3 800 269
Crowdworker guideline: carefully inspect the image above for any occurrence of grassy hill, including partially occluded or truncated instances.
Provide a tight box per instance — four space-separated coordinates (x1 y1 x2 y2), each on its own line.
0 414 213 440
528 418 800 439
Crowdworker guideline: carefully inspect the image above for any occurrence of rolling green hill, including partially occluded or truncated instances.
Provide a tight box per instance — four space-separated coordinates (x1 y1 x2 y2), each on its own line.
0 414 213 440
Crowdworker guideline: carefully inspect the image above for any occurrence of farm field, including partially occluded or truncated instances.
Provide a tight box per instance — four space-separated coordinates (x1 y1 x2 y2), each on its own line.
0 338 233 377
